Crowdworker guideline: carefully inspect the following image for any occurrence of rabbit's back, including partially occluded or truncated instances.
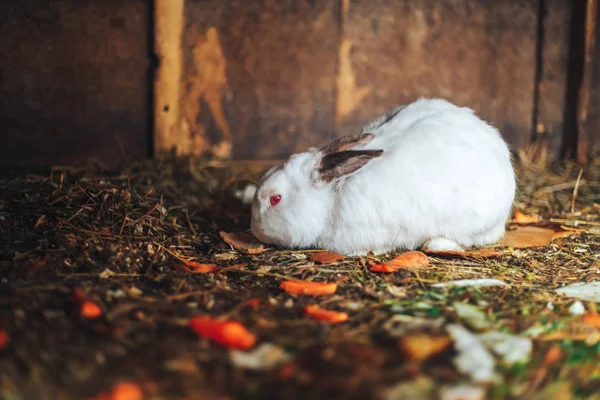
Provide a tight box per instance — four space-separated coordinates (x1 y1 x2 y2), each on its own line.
320 98 515 255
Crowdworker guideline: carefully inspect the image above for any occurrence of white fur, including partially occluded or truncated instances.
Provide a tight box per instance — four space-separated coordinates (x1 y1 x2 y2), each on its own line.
251 98 516 256
422 238 464 252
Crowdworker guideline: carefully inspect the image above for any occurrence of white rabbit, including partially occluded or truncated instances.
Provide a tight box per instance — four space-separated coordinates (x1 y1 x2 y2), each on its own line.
250 98 516 256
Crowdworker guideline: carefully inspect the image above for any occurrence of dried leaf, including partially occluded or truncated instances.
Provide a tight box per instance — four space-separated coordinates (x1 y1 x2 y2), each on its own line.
500 226 555 248
304 305 349 323
33 214 46 229
229 343 291 370
189 316 256 350
184 261 219 273
219 231 265 255
309 251 345 264
552 228 585 239
398 334 452 361
280 280 337 296
99 268 115 279
213 252 239 262
388 251 430 269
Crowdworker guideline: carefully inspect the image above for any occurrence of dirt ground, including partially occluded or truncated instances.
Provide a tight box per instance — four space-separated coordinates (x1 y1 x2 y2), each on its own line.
1 155 599 400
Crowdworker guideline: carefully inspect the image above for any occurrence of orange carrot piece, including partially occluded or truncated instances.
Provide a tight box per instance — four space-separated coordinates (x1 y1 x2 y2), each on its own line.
111 382 143 400
370 251 429 272
81 300 103 319
387 251 430 269
0 330 8 349
189 316 256 350
369 263 396 273
279 280 337 295
544 345 562 365
243 298 261 309
72 288 102 319
513 211 540 224
304 305 349 323
582 313 600 328
184 261 219 273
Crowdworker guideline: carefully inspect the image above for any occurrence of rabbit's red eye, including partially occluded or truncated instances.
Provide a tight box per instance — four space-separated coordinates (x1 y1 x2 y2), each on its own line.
269 194 282 206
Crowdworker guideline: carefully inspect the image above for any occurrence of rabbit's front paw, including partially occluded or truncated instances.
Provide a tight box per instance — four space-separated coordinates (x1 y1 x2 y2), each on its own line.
421 238 464 252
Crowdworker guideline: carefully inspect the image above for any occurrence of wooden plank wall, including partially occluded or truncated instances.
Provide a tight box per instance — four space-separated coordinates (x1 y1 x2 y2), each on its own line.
156 0 581 161
534 0 571 162
584 0 600 158
1 0 597 170
337 0 538 152
176 0 339 160
0 0 150 170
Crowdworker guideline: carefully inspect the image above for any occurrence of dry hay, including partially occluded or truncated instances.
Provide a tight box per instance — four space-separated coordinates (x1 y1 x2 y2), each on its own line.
0 155 598 399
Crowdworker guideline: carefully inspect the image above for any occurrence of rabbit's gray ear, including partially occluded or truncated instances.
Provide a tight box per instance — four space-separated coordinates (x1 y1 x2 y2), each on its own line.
318 150 383 183
320 133 375 155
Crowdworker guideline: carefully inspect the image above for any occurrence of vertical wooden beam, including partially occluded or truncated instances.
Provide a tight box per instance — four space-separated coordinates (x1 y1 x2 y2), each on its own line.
577 0 598 165
532 0 571 164
154 0 184 157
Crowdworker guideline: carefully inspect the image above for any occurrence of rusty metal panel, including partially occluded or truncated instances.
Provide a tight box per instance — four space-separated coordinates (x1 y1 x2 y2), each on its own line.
0 0 150 170
169 0 339 160
336 0 539 151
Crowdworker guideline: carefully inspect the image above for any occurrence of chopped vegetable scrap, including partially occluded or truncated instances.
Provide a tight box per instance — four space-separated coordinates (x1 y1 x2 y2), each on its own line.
304 305 349 323
189 316 256 350
72 289 103 319
370 251 429 272
280 280 337 295
184 261 220 273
